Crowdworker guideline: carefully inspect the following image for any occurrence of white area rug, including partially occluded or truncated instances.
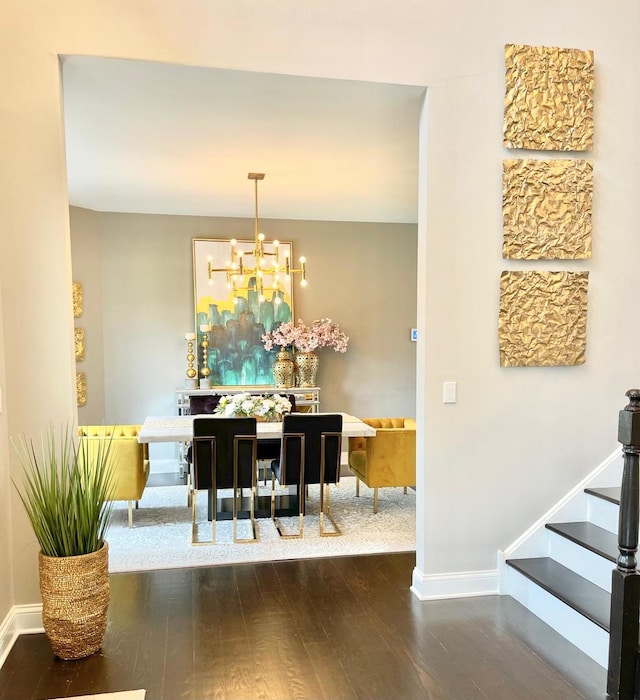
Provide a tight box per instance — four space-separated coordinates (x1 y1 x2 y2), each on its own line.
50 691 145 700
107 476 415 573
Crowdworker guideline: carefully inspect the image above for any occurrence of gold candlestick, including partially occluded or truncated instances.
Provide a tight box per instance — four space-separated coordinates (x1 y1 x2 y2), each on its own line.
185 332 197 388
199 324 211 388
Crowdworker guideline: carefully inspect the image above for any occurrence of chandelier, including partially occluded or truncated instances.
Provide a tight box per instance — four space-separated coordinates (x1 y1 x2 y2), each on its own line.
208 172 307 305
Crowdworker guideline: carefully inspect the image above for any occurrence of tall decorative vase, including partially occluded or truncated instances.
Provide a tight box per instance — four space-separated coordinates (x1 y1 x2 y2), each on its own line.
272 348 295 388
295 351 319 387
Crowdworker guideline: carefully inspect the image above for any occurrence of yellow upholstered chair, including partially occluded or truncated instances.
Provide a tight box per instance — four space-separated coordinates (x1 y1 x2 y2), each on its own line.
348 418 416 513
77 425 150 527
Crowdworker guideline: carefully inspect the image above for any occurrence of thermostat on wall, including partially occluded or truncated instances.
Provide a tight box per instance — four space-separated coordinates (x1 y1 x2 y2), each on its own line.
410 328 418 342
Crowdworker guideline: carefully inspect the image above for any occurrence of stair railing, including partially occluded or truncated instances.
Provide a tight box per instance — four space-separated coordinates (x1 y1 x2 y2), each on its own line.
607 389 640 700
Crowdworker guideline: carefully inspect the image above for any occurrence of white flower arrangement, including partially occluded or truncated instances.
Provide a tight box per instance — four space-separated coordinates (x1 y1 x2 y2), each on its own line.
213 393 292 421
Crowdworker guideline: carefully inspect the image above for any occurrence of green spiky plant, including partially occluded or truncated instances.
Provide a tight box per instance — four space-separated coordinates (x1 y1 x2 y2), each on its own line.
12 426 115 557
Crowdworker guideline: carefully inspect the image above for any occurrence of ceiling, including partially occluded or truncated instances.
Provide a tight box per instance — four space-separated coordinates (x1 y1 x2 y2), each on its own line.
61 57 424 224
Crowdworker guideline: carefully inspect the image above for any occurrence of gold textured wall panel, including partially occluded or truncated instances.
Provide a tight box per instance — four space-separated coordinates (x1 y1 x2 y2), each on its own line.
503 44 594 151
499 271 588 367
76 372 87 407
503 159 592 259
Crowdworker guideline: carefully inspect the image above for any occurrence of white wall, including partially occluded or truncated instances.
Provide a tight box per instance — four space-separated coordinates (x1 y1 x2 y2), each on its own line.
1 0 639 607
0 284 13 628
70 206 105 425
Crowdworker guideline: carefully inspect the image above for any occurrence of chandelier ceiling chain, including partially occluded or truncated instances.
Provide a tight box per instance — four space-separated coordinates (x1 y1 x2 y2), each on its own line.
208 172 307 305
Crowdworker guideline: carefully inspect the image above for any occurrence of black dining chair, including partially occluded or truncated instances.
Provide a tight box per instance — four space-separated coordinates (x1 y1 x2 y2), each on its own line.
191 417 258 545
270 413 343 538
255 393 297 485
184 394 223 505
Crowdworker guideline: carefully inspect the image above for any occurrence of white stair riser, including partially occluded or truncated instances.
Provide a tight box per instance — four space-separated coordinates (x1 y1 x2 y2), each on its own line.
587 496 619 534
505 566 609 668
547 530 615 593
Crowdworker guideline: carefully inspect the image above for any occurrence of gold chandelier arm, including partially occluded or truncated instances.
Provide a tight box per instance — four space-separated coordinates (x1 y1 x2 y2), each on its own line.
207 172 308 296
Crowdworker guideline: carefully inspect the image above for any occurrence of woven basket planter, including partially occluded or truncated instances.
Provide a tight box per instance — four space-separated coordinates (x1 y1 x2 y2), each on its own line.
38 542 110 660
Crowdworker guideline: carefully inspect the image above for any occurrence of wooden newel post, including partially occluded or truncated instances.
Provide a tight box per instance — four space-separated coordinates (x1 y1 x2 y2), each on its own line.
607 389 640 700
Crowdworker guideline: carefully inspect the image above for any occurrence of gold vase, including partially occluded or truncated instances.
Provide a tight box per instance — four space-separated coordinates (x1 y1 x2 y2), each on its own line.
272 348 295 388
38 543 110 660
295 351 319 387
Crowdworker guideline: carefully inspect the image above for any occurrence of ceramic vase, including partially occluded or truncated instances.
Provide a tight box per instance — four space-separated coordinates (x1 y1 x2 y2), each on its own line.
295 351 319 387
272 348 295 388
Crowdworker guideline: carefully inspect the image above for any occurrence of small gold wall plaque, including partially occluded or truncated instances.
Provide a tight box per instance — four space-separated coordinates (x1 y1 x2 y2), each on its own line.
72 282 83 318
76 372 87 407
74 328 85 362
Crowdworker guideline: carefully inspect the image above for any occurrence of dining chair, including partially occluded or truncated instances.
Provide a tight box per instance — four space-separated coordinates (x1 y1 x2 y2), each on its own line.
191 416 258 545
270 413 343 538
255 392 297 463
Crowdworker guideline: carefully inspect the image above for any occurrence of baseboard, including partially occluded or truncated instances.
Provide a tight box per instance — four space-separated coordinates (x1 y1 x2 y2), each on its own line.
0 604 43 669
410 566 499 600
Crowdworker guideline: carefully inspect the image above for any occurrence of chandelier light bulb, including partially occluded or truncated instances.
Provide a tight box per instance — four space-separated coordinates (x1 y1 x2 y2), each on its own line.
230 239 237 246
300 279 308 287
258 232 265 242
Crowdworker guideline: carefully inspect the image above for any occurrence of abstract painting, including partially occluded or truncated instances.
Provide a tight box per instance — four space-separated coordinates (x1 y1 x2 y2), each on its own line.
192 238 294 385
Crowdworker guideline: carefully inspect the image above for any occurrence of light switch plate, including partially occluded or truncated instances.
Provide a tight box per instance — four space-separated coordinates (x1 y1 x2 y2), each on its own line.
410 328 418 342
443 381 457 404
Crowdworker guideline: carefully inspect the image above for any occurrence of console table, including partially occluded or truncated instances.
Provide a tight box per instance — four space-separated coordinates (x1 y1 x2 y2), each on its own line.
176 386 320 415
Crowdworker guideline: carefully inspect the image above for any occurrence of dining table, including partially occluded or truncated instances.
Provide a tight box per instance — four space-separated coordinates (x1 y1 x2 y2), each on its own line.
138 412 376 521
138 412 376 443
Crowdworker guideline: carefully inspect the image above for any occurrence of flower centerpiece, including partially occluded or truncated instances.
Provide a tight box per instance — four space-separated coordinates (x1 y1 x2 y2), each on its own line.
262 319 349 387
214 393 292 422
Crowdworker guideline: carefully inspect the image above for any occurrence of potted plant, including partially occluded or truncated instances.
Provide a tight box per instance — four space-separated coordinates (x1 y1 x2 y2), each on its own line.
12 425 114 660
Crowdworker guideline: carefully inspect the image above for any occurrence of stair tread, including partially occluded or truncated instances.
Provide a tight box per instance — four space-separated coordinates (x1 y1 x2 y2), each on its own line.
546 521 618 563
506 556 610 631
585 486 620 505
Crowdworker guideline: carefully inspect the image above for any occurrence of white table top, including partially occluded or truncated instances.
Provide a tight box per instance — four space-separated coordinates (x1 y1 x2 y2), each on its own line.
138 412 376 443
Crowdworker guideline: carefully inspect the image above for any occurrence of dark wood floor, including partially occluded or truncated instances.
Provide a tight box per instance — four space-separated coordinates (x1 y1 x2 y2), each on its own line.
0 553 607 700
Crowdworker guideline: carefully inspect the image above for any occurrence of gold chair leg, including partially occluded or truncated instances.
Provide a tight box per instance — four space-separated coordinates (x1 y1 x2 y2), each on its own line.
191 489 216 546
319 483 341 537
319 440 341 537
273 462 304 539
127 501 133 528
232 440 258 544
373 488 378 514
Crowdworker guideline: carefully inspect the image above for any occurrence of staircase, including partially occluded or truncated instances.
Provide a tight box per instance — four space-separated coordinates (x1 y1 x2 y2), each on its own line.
500 454 623 669
502 392 640 699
